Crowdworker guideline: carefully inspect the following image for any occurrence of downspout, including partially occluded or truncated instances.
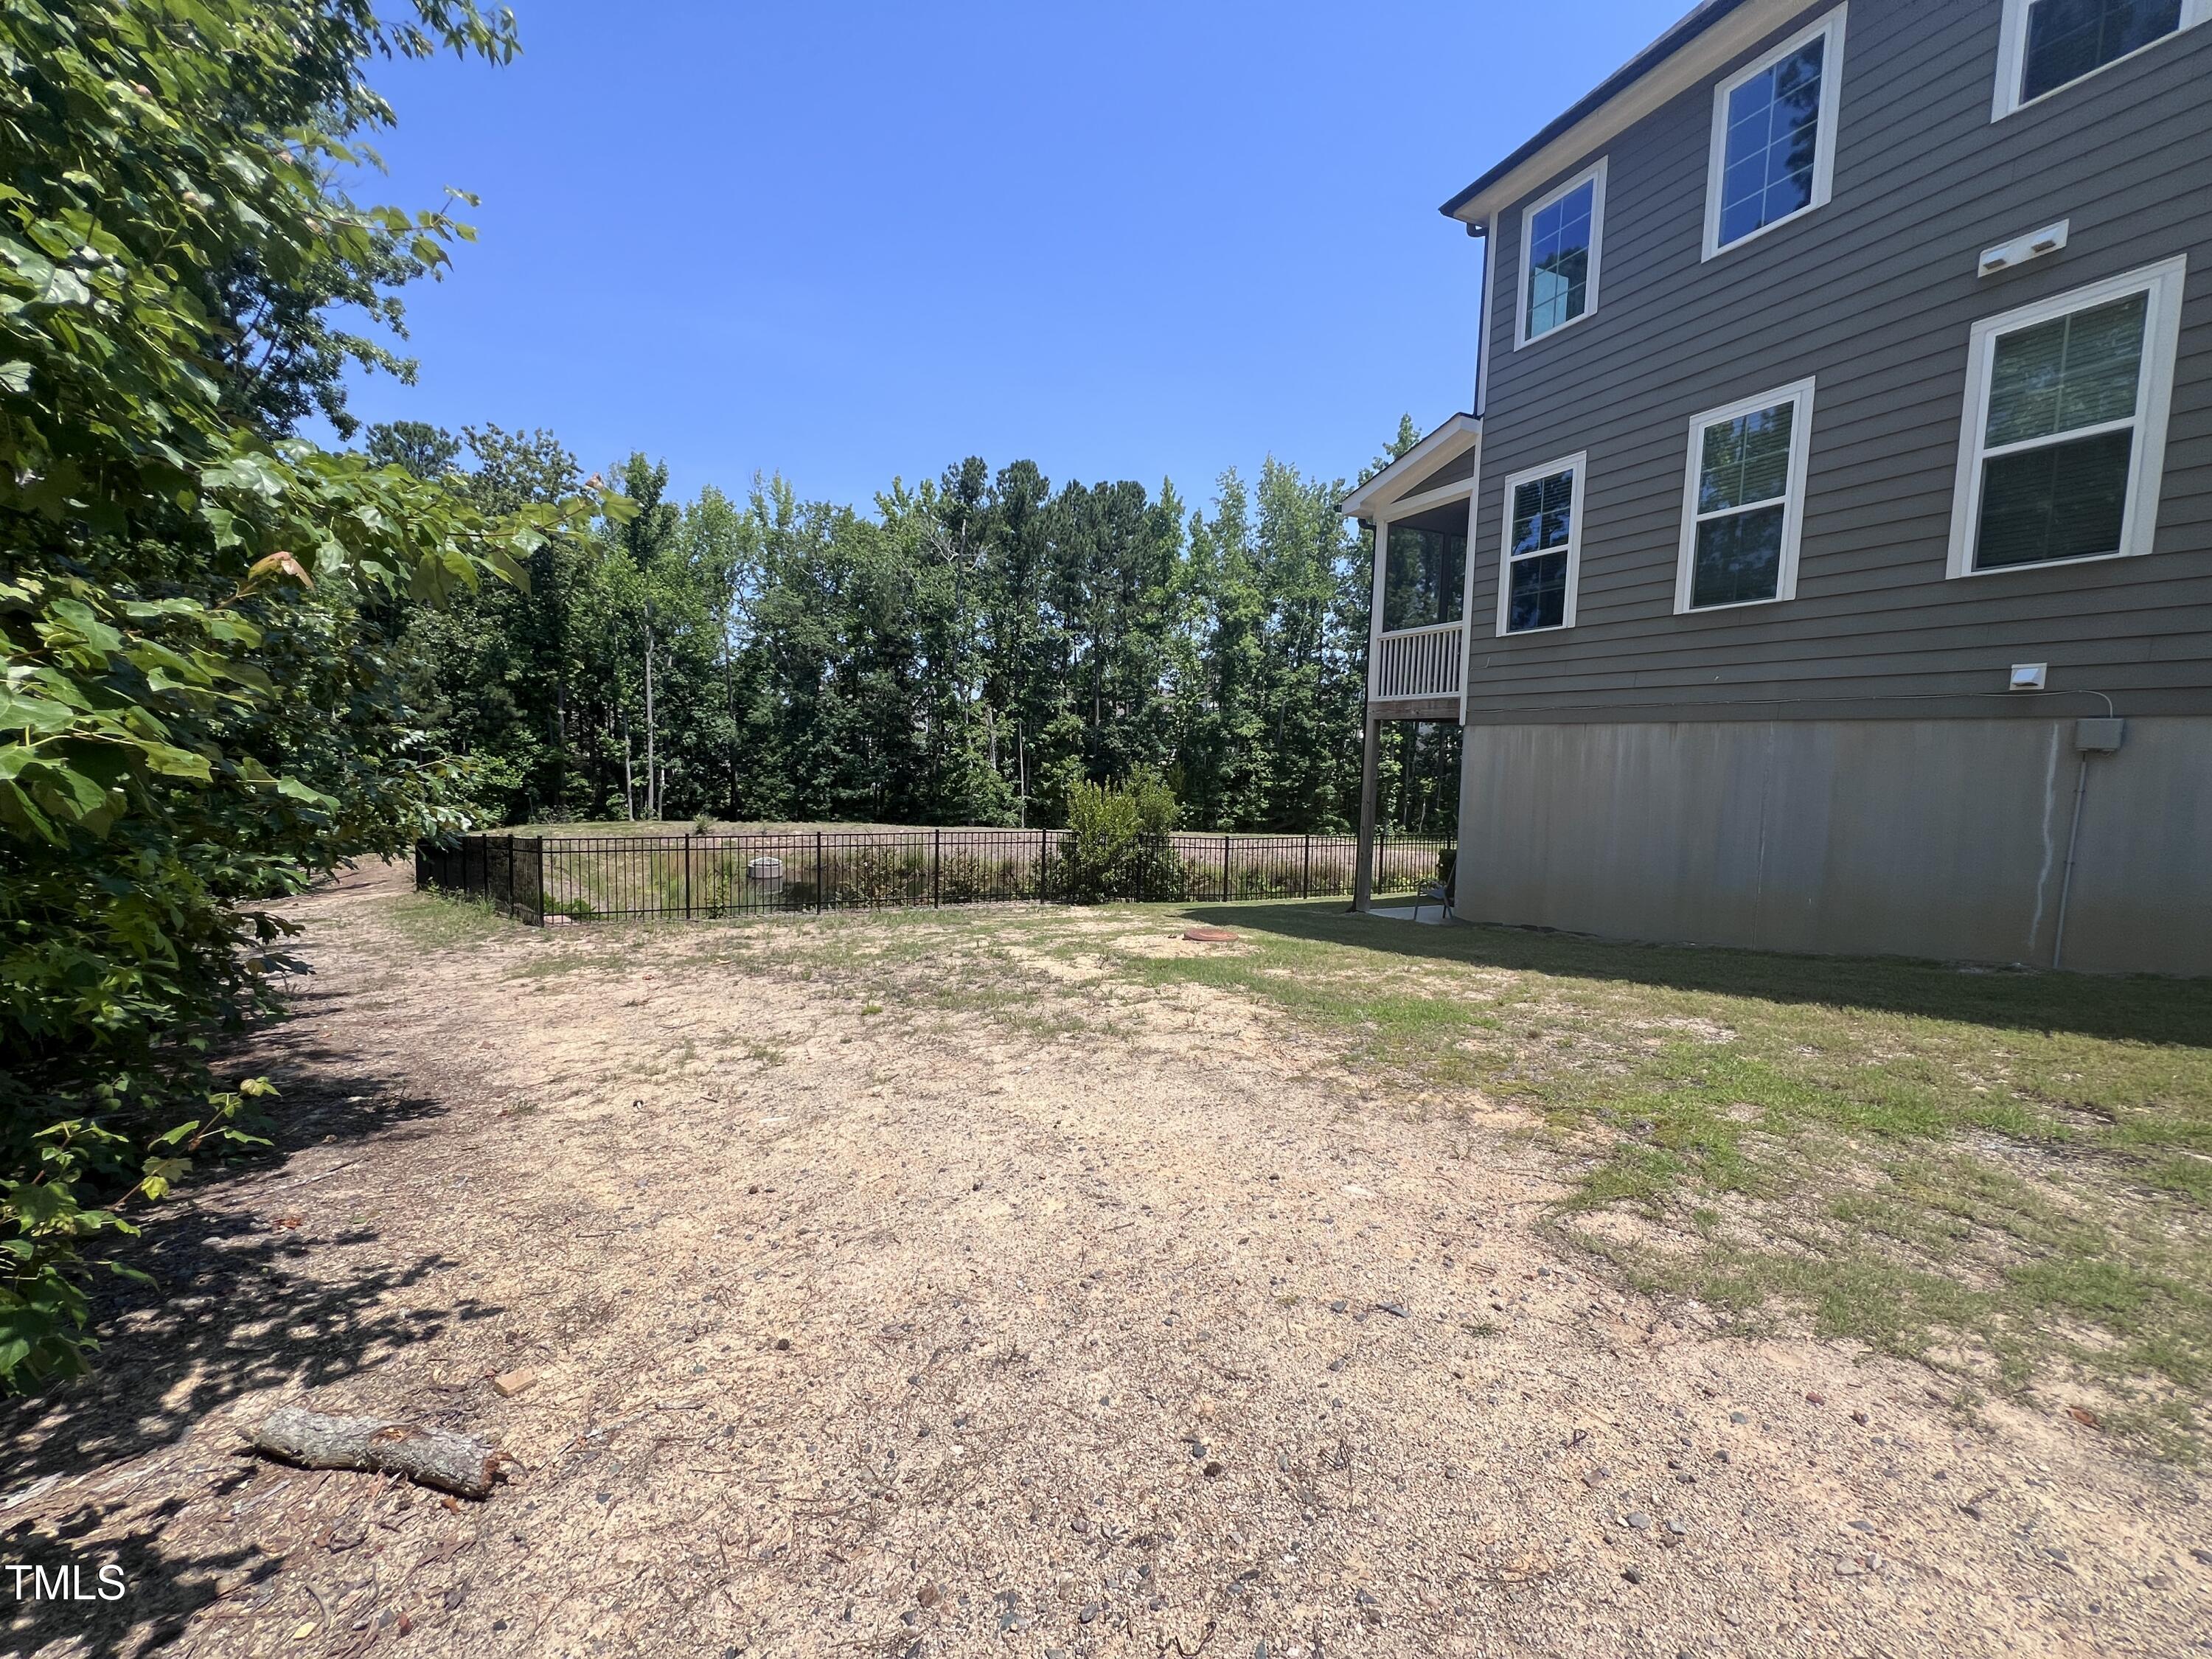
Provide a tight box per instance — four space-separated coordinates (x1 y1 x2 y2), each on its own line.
1456 213 1494 855
2050 705 2125 972
2049 753 2090 972
1467 215 1493 420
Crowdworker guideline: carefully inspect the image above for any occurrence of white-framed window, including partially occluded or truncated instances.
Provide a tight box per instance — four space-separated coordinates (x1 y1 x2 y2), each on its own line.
1516 160 1607 348
1703 7 1848 260
1945 256 2187 578
1674 380 1816 613
1496 453 1587 636
1993 0 2211 120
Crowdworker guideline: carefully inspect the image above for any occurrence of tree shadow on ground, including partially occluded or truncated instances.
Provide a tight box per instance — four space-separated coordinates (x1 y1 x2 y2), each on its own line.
0 1029 504 1658
1177 901 2212 1051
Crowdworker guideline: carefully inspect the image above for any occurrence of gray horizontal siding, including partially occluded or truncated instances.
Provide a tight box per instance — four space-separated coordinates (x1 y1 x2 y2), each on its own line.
1399 449 1478 498
1467 0 2212 723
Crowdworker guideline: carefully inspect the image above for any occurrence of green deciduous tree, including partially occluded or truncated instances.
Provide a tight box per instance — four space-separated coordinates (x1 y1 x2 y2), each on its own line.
0 0 615 1388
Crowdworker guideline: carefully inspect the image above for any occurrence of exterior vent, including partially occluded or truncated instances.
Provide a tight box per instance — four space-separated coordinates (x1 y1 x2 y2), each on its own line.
1979 220 2069 278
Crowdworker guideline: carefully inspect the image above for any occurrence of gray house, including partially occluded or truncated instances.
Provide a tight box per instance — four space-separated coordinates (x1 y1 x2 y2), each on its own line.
1345 0 2212 976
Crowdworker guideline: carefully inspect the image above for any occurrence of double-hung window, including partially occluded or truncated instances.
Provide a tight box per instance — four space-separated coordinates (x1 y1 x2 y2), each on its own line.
1947 257 2187 577
1703 7 1848 259
1994 0 2211 118
1674 380 1816 613
1517 161 1606 347
1497 455 1587 635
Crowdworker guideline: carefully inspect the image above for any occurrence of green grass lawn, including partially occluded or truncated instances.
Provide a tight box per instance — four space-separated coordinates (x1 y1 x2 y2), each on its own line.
399 883 2212 1454
1103 902 2212 1454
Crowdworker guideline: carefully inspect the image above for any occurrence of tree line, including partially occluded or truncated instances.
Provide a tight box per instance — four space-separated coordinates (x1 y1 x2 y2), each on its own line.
375 425 1464 836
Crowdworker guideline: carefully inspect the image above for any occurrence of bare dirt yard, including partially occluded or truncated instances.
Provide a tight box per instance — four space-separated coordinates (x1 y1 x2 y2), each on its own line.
7 861 2212 1658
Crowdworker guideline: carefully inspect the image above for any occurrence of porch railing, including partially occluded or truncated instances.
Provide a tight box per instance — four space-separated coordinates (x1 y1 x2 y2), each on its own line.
1372 621 1463 703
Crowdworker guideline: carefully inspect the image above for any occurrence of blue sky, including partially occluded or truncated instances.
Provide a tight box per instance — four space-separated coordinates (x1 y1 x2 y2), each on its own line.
335 1 1685 507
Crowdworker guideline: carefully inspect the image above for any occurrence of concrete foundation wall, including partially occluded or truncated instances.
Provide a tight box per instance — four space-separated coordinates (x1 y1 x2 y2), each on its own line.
1455 717 2212 977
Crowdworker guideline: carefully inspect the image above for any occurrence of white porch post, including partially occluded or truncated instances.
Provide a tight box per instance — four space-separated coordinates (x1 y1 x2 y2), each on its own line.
1366 518 1388 702
1356 518 1388 911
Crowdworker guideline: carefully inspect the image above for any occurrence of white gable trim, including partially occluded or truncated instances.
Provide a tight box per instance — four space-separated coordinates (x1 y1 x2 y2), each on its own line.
1338 414 1481 519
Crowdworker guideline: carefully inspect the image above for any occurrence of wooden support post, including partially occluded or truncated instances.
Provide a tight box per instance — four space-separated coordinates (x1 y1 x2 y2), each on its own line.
1354 714 1380 912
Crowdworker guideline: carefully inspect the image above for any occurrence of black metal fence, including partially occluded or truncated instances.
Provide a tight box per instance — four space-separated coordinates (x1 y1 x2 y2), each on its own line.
415 832 546 924
414 829 1454 926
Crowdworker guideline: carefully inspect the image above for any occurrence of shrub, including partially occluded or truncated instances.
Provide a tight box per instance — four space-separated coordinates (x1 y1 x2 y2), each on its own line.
1058 771 1183 903
835 846 928 906
939 853 1029 904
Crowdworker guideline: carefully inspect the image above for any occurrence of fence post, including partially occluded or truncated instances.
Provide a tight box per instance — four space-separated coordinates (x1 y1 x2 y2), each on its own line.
532 836 546 925
815 830 824 913
1222 835 1231 904
1303 833 1312 900
933 827 942 908
1039 827 1048 903
684 833 693 919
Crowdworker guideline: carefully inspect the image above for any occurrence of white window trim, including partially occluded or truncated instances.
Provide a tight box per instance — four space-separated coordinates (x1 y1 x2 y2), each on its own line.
1495 452 1589 637
1514 159 1607 351
1674 378 1818 614
1944 255 2188 580
1993 0 2212 122
1701 5 1848 262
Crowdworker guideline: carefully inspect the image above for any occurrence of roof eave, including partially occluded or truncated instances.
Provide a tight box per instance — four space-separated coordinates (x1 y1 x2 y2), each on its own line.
1438 0 1780 226
1337 414 1481 519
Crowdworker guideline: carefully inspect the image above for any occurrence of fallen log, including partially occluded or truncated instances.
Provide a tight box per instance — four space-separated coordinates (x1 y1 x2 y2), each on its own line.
248 1407 501 1499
